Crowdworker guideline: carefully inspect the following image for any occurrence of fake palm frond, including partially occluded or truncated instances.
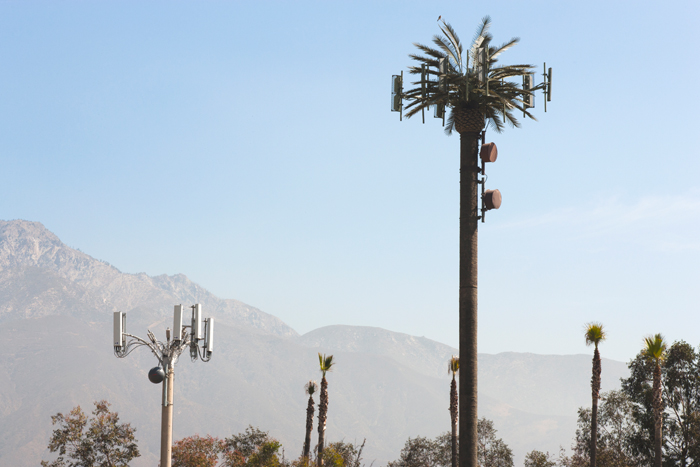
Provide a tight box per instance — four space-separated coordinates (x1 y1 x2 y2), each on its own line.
404 17 537 134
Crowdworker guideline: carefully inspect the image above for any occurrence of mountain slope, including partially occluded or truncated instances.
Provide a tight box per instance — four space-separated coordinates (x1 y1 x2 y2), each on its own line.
0 219 632 466
0 220 296 337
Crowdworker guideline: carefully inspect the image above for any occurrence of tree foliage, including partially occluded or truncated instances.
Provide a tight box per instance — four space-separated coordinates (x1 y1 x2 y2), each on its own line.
321 441 363 467
387 419 512 467
172 427 284 467
387 436 438 467
221 426 283 467
564 390 640 467
41 400 140 467
524 450 556 467
563 340 700 467
623 340 700 467
172 434 223 467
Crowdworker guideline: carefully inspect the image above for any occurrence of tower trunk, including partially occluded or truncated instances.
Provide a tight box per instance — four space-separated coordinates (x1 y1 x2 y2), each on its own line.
457 112 482 467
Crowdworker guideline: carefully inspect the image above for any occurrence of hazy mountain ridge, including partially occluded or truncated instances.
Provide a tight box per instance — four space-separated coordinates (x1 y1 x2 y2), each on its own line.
0 219 631 466
0 220 296 337
301 326 629 417
300 325 458 380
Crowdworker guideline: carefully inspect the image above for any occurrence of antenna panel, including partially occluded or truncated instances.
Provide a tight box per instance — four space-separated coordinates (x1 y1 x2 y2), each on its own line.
204 318 214 354
434 104 444 119
173 305 184 342
391 75 402 112
476 47 488 83
547 68 552 101
523 74 534 108
114 311 124 347
438 57 448 92
193 304 203 340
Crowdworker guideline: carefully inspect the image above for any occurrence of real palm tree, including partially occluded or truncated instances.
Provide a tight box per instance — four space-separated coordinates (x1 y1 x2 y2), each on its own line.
643 334 667 467
448 356 460 467
403 18 536 467
317 353 335 467
584 323 606 467
303 380 318 463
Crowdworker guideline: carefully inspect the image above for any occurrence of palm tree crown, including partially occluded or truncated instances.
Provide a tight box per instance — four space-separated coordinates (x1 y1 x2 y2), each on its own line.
448 356 460 376
318 353 335 377
585 323 607 349
643 334 668 361
404 16 536 134
305 380 318 397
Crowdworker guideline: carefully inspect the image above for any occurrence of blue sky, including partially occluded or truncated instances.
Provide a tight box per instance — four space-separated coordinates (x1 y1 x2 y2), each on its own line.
1 1 699 362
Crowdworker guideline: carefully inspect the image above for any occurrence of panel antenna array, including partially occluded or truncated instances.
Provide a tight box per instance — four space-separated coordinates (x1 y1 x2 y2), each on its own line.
113 304 214 467
390 56 553 222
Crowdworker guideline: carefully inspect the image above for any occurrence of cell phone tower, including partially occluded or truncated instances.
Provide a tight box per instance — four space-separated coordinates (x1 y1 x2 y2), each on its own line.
113 304 214 467
391 18 552 467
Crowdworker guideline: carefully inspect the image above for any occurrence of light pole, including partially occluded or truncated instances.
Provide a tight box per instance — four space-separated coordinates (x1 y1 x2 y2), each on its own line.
391 17 551 467
113 304 214 467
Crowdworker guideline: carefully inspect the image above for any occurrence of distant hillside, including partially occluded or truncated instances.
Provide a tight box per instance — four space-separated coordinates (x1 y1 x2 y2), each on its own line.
300 325 457 380
0 220 297 337
0 219 630 466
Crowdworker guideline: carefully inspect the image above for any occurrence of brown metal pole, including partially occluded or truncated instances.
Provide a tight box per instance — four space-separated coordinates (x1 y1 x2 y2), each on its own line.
459 131 480 467
160 364 174 467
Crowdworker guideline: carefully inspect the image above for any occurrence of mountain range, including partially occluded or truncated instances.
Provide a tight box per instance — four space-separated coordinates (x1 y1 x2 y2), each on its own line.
0 220 630 466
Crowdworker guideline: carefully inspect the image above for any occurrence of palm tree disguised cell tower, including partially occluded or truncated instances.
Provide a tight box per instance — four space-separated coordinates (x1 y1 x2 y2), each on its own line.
391 17 552 467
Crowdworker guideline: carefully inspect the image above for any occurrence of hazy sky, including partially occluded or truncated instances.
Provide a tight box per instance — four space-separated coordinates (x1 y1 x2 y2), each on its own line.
1 1 699 363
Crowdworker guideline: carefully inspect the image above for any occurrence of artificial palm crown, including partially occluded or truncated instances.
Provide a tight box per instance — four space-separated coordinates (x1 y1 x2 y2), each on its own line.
404 16 536 135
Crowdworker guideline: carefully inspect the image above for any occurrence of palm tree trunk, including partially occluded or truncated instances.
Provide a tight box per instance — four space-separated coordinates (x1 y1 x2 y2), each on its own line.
458 129 480 467
303 395 315 461
317 377 328 467
450 374 458 467
653 362 662 467
591 347 601 467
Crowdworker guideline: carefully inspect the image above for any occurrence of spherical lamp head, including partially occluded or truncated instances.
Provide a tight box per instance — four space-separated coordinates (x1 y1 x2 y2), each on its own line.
148 366 165 384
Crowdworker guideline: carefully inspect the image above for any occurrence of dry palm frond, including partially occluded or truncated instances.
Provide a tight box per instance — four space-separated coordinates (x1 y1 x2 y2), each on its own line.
448 356 460 375
305 380 318 396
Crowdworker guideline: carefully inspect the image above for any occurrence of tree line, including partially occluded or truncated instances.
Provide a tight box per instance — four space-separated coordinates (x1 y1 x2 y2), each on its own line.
41 332 700 467
41 353 344 467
